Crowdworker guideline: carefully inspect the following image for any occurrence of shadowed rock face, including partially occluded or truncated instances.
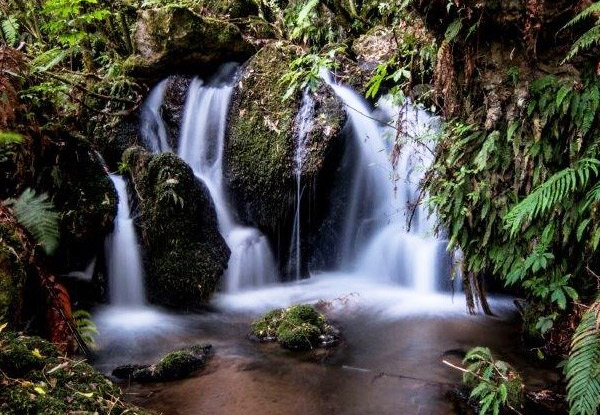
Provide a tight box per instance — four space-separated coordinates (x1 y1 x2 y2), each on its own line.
125 6 256 80
224 43 347 277
125 148 230 308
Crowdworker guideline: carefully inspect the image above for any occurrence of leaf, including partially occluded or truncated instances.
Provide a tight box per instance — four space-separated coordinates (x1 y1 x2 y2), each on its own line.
445 19 463 43
0 322 7 333
4 189 60 255
34 386 46 395
77 391 94 398
31 348 43 359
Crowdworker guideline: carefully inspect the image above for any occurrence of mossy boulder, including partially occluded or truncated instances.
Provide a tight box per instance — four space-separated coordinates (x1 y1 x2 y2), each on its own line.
125 6 255 79
0 209 29 323
225 42 346 276
250 304 338 351
0 330 152 415
112 344 212 382
125 148 229 308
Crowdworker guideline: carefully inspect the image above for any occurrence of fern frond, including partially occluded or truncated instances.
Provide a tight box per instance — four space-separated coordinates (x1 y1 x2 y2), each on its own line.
564 24 600 62
30 47 68 73
72 310 98 346
1 16 19 47
504 159 600 236
564 2 600 29
4 188 60 255
565 303 600 415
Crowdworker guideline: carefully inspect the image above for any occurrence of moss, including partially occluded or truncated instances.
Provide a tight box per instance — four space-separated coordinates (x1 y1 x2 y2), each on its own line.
127 6 255 79
0 215 29 323
226 43 346 273
155 350 202 380
0 331 151 415
113 344 211 382
126 148 229 308
250 304 334 351
250 308 284 338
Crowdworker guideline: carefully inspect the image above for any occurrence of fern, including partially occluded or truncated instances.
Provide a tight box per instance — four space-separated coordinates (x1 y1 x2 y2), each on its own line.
564 2 600 29
504 158 600 236
565 302 600 415
4 188 60 255
1 16 19 46
565 25 600 62
73 310 98 347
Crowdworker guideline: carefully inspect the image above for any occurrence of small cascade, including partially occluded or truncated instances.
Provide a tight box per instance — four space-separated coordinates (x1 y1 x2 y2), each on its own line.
178 66 277 292
140 79 170 153
321 71 452 292
105 174 146 306
288 90 315 280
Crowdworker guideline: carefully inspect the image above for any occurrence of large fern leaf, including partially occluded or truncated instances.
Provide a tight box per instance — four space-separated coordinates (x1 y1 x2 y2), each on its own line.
504 158 600 236
565 303 600 415
564 25 600 62
1 16 19 47
564 2 600 29
4 189 60 255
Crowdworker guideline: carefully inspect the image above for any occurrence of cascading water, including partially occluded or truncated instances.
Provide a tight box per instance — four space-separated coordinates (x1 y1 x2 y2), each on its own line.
321 71 452 292
140 79 170 153
288 90 315 280
105 174 146 306
178 66 277 292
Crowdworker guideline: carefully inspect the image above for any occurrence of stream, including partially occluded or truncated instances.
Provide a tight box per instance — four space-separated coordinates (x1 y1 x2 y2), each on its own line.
94 276 557 415
93 66 558 414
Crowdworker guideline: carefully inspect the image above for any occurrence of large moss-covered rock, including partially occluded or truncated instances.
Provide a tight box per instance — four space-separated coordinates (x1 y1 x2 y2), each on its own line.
125 6 255 79
0 331 151 415
225 42 346 276
125 148 229 308
0 208 29 323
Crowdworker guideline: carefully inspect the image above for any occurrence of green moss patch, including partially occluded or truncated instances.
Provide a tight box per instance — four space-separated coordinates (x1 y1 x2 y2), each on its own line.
250 304 338 351
0 330 151 415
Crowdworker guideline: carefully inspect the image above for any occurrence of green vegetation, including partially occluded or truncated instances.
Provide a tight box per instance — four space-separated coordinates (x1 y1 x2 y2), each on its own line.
564 300 600 415
251 304 334 351
460 347 524 415
4 189 59 255
0 326 150 415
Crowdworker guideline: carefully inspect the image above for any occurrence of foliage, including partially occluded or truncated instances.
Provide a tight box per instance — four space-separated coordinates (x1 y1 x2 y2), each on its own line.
563 2 600 62
364 27 437 105
426 72 600 332
462 347 524 415
72 310 98 347
279 48 340 100
4 189 59 255
564 301 600 415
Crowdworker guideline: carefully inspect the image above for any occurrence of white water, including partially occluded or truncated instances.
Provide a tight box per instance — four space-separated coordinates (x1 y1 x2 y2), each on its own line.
288 90 315 280
178 67 277 292
105 174 146 306
140 79 170 153
321 71 452 292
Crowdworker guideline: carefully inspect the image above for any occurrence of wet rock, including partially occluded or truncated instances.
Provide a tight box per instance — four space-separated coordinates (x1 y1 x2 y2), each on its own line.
112 344 212 382
125 148 229 308
162 75 193 149
125 6 255 80
250 304 340 351
225 42 346 276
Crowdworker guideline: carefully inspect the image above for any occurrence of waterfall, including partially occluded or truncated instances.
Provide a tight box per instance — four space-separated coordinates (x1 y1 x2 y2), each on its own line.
178 65 278 292
288 90 315 280
105 174 146 306
140 79 170 153
321 71 452 292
